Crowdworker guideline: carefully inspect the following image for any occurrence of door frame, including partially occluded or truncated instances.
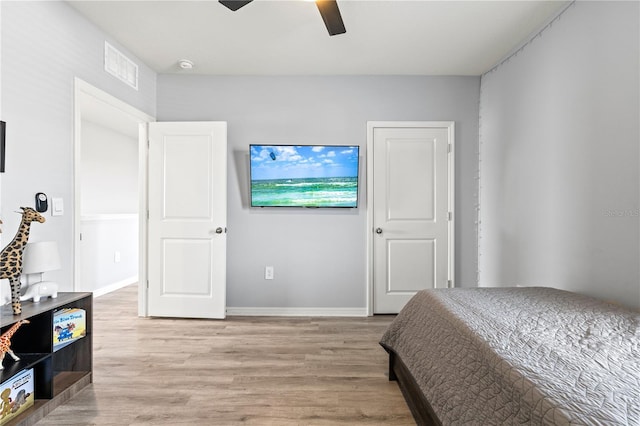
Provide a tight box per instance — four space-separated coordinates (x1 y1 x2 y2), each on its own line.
366 121 455 315
73 79 155 316
138 123 150 317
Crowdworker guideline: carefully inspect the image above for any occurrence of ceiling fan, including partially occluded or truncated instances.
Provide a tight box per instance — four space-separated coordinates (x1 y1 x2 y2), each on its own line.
219 0 346 36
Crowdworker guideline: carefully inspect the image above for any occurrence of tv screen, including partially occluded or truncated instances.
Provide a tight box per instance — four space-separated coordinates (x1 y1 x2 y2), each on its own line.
250 144 360 208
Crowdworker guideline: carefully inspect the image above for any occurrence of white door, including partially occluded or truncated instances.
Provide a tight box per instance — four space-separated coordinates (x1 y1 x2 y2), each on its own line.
147 122 227 319
369 122 454 314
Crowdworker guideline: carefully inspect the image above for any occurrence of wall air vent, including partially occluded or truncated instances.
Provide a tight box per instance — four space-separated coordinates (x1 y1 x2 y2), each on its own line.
104 41 139 90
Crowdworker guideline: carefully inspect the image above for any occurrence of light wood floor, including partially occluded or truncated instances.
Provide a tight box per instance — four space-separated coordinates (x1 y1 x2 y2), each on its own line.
35 285 414 425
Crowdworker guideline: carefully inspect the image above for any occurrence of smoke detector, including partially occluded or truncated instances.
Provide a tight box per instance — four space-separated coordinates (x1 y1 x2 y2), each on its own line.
178 59 194 70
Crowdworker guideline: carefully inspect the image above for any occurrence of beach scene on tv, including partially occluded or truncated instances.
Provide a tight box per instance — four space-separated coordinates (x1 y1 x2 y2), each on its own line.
250 145 359 208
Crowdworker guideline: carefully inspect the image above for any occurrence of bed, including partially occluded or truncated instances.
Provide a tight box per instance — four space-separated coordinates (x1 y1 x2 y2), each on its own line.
379 287 639 425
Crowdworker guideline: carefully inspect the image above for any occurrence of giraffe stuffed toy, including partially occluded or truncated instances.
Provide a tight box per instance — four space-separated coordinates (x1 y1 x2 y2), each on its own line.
0 320 29 369
0 207 45 315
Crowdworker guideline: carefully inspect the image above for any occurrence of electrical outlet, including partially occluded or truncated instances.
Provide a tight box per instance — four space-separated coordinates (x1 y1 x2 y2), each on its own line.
265 266 274 280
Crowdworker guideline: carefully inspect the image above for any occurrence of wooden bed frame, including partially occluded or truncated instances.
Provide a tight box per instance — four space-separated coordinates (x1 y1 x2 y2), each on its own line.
387 349 442 426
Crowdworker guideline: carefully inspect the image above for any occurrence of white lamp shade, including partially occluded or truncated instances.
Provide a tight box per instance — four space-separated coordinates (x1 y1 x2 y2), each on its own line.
22 241 61 274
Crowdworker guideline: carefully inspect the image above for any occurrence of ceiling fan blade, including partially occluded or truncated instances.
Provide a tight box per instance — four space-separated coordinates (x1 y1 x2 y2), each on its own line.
316 0 346 36
219 0 253 12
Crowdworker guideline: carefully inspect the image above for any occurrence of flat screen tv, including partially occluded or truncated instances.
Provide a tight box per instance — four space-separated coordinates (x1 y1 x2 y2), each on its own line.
250 144 359 208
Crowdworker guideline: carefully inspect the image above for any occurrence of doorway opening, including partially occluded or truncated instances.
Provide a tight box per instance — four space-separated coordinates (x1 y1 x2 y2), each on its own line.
73 79 154 313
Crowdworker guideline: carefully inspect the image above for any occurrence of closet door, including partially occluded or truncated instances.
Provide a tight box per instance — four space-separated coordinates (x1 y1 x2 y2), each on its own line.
147 121 227 319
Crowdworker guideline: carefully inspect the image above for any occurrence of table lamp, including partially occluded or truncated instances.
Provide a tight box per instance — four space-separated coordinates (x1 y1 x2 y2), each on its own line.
20 241 61 302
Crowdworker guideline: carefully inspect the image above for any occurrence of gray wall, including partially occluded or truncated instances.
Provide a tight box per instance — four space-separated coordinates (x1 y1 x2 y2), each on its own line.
80 215 138 293
0 1 156 290
81 121 138 215
80 121 139 294
158 75 480 309
479 1 640 309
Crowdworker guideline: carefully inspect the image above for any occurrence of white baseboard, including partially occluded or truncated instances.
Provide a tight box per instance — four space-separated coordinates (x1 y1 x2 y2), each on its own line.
92 276 137 298
226 307 368 317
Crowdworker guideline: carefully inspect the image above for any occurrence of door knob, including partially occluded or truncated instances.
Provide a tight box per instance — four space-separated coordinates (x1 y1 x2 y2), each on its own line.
215 227 224 234
375 228 383 234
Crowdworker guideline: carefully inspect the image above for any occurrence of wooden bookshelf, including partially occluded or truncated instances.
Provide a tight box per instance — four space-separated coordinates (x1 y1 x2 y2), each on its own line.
0 293 92 426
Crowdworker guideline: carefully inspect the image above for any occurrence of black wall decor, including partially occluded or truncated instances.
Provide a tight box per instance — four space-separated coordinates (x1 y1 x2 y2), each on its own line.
0 121 5 173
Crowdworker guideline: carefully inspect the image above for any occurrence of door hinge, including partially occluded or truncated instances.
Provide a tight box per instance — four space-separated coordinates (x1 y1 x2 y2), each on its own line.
147 210 150 220
448 211 452 221
447 143 452 153
447 279 452 288
79 233 83 241
146 280 149 289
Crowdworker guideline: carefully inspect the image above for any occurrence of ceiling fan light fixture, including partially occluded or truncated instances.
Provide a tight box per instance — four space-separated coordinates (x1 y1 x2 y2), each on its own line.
316 0 346 36
218 0 346 36
219 0 253 12
178 59 194 70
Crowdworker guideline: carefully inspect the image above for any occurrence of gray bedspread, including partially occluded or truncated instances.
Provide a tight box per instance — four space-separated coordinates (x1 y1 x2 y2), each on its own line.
380 287 640 425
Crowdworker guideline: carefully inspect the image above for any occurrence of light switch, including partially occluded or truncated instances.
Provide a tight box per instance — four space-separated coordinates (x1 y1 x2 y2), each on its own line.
51 197 64 216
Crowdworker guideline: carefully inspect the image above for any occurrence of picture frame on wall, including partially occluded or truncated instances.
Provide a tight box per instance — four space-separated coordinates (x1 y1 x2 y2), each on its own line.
0 120 5 173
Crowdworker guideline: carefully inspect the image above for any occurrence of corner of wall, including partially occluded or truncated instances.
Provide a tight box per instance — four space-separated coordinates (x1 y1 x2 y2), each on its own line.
0 0 3 243
476 75 485 287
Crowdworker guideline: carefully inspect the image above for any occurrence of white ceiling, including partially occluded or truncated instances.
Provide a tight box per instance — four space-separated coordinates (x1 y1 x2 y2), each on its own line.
67 0 569 76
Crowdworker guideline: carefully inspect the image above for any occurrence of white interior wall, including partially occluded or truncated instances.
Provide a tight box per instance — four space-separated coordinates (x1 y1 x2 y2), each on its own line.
158 75 480 310
479 1 640 309
0 1 156 291
81 120 138 214
0 2 3 245
79 120 138 293
79 215 138 294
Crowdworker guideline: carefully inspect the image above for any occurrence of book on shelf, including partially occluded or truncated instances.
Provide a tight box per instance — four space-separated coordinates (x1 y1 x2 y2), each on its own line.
0 368 34 425
53 308 86 350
